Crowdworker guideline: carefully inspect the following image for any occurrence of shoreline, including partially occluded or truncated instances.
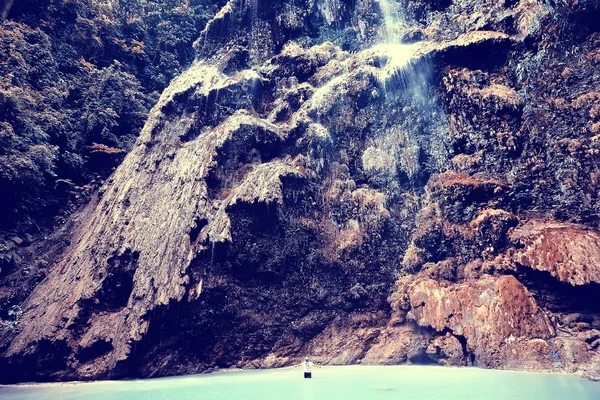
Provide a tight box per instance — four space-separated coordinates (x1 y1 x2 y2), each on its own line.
0 363 591 389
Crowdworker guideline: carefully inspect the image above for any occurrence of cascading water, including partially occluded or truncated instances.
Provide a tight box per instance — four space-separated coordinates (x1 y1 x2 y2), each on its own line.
375 0 403 43
364 0 451 186
370 0 419 81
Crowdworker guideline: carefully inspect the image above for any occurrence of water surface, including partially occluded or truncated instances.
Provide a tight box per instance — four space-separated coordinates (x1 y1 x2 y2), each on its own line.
1 365 599 400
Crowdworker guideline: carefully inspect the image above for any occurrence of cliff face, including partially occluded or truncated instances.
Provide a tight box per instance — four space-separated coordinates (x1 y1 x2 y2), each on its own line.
2 0 600 383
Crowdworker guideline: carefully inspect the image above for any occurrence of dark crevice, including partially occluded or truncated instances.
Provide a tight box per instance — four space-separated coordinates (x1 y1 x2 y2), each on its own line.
222 201 286 280
437 40 512 73
441 327 471 365
408 348 438 365
203 127 285 202
189 218 208 243
95 269 136 312
77 340 114 364
454 333 471 365
0 339 72 384
70 250 139 339
509 264 600 314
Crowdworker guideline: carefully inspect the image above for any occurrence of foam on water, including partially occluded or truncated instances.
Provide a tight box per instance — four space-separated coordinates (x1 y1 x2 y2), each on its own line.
1 365 599 400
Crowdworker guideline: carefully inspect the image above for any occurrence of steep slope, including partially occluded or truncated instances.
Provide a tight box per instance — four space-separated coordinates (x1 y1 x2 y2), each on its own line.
2 0 600 383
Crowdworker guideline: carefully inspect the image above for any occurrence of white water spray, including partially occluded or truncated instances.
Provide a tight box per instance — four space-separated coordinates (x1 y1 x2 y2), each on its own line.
370 0 416 78
360 0 447 186
375 0 403 43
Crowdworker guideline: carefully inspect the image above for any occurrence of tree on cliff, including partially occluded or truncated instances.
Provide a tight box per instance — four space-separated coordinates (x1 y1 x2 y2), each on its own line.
0 0 224 234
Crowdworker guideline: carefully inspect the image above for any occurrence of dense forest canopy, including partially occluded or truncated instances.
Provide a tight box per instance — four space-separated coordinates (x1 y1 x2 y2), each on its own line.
0 0 225 232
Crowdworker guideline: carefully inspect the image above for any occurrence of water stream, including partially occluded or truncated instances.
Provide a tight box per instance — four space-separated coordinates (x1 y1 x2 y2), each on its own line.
375 0 403 43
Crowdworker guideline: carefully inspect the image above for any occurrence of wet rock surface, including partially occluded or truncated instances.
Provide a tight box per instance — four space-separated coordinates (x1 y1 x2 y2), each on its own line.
2 0 600 383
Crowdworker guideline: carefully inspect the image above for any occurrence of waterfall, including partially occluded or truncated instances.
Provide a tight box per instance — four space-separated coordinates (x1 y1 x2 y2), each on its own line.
365 0 449 184
370 0 415 75
375 0 403 43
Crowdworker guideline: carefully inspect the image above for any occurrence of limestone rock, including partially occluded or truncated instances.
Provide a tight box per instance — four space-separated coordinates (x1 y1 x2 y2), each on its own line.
402 274 554 368
511 221 600 286
2 0 600 384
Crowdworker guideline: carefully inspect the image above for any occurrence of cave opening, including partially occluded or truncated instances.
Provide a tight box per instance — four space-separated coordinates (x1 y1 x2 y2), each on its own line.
512 264 600 315
77 340 114 364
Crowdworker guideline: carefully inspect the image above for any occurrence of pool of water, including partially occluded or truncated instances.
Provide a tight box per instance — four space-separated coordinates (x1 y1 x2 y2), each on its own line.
1 365 599 400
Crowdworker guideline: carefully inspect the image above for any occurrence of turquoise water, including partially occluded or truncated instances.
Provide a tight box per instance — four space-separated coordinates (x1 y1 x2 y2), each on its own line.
1 365 599 400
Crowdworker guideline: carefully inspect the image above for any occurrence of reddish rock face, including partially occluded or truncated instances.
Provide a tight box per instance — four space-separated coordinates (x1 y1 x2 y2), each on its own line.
512 221 600 286
400 274 554 368
426 333 464 366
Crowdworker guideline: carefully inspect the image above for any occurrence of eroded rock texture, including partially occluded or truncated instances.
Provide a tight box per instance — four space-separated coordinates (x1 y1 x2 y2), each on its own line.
2 0 600 383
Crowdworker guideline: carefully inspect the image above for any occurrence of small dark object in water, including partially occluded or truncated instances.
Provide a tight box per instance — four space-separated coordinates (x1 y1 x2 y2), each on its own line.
304 372 312 379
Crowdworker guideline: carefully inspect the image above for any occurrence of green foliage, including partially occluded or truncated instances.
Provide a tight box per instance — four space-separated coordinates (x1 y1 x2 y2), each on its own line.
78 61 152 148
3 304 22 329
0 0 225 230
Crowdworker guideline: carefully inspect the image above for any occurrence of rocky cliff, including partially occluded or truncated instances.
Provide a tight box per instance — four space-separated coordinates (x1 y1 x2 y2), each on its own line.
2 0 600 383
